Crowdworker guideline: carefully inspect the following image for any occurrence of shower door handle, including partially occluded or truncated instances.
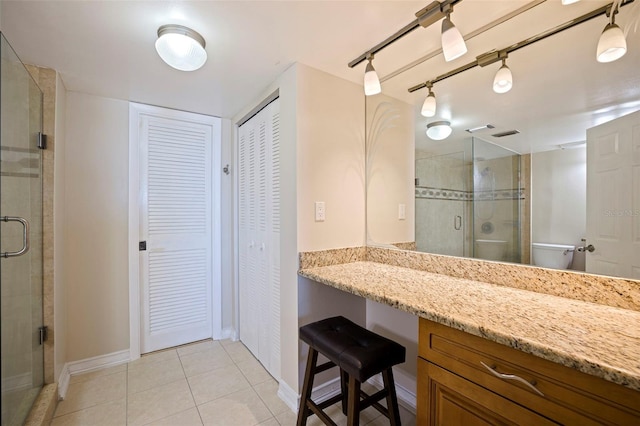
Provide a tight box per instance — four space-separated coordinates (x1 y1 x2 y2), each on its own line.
2 216 30 258
454 215 462 230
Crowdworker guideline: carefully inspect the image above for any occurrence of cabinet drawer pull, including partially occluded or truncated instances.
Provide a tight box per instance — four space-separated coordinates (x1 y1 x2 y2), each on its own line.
481 362 544 397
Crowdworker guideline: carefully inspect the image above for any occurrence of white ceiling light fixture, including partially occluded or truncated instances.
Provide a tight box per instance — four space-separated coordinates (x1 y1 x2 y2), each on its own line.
596 10 627 63
364 54 382 96
426 121 453 140
156 24 207 71
421 82 436 117
441 11 467 62
562 0 581 5
493 58 513 93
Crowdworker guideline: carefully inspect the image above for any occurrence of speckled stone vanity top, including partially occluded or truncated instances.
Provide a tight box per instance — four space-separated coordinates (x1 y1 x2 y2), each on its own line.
298 259 640 392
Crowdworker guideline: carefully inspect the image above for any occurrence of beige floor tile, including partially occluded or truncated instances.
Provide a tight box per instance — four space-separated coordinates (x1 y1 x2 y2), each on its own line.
145 407 203 426
68 364 127 385
50 399 126 426
197 388 273 426
219 338 236 347
258 417 280 426
253 379 291 416
188 364 251 405
54 371 126 417
177 339 220 357
236 356 273 386
128 356 185 395
128 349 178 371
127 378 195 426
180 346 234 377
223 341 256 364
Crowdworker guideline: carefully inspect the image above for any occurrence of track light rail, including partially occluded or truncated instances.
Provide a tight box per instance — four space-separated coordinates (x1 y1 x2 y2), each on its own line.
408 0 634 93
347 0 463 68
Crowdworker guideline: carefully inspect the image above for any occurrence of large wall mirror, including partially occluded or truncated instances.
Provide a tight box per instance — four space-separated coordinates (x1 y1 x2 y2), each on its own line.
365 0 640 280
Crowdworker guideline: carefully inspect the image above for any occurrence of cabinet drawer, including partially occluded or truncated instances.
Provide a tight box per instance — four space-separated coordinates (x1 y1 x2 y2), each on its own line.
417 358 556 426
419 318 640 425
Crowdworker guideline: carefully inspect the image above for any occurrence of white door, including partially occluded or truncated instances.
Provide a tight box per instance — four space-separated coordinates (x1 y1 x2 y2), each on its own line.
238 99 281 379
586 110 640 279
136 105 219 353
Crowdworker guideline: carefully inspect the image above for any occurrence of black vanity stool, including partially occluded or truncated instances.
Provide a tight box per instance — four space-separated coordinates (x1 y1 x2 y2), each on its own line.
297 316 406 426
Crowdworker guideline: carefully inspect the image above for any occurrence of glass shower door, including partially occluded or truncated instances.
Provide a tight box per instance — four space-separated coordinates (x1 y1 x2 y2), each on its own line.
0 33 44 426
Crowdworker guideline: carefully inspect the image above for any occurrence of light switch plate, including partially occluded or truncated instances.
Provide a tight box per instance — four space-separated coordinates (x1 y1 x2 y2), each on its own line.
315 201 326 222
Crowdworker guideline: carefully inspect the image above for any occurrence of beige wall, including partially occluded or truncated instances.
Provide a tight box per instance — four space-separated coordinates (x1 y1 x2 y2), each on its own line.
64 91 130 361
532 147 587 270
365 94 415 246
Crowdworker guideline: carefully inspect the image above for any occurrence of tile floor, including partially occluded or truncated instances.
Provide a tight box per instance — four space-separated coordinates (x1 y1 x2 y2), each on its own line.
51 339 416 425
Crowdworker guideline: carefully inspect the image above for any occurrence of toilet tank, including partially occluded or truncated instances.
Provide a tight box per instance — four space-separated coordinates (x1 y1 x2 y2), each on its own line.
531 243 575 269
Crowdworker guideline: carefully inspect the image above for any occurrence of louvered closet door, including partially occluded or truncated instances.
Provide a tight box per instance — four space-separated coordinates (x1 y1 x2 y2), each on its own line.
238 99 280 379
140 114 213 353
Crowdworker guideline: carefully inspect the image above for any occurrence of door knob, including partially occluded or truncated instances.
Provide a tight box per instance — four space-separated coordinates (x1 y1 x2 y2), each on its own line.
577 244 595 253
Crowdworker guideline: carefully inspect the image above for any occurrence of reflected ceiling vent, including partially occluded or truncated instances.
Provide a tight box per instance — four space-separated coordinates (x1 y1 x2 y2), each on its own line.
466 124 495 133
491 129 520 138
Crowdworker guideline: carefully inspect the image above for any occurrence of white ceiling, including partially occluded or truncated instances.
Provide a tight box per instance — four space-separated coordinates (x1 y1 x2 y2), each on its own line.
2 0 639 153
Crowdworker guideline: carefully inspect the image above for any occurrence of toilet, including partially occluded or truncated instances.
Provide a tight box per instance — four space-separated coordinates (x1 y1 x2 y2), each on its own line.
475 239 507 261
532 243 575 269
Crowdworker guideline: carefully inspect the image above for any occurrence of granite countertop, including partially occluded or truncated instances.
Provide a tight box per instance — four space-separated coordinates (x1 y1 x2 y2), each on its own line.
298 261 640 392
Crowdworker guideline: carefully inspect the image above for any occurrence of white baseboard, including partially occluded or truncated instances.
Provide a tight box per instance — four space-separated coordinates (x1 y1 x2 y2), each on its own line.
278 377 342 414
368 375 416 413
219 327 238 341
1 371 32 393
57 349 131 400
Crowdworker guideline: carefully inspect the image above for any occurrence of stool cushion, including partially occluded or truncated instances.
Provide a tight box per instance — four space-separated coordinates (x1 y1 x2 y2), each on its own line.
300 316 406 382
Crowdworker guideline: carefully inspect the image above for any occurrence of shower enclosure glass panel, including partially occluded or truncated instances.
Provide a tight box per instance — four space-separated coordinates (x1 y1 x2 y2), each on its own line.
472 137 521 263
415 148 472 256
0 33 44 426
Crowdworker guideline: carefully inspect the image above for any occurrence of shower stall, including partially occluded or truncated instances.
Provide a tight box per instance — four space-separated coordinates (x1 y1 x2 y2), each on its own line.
0 33 45 425
415 137 522 263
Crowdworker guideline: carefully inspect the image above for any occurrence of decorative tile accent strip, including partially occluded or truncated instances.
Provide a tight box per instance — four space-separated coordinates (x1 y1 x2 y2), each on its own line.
24 383 57 426
298 246 366 269
415 187 525 201
366 246 640 312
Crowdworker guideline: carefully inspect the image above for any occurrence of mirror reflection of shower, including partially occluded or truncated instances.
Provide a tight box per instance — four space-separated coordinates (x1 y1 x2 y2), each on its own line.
415 137 525 263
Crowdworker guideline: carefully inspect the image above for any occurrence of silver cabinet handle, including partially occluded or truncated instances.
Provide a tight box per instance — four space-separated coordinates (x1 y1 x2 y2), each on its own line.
2 216 30 258
481 361 544 397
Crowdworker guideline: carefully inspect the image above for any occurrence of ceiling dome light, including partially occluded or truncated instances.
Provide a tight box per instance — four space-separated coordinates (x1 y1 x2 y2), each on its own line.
493 59 513 94
441 14 467 62
156 24 207 71
561 0 581 5
426 121 452 140
421 84 436 117
596 22 627 63
364 55 381 96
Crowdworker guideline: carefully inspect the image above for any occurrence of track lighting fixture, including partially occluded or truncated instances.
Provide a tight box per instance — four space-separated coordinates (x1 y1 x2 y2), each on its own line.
441 12 467 62
596 11 627 63
421 83 437 117
493 58 513 94
155 24 207 71
426 121 452 140
364 54 382 96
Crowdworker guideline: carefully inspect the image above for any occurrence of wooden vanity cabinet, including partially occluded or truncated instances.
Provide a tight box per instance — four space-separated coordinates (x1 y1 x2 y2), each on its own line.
417 318 640 425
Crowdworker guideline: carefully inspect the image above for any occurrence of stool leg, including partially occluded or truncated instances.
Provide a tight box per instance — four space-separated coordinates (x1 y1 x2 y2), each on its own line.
382 368 402 426
346 375 361 426
340 369 349 415
297 347 319 426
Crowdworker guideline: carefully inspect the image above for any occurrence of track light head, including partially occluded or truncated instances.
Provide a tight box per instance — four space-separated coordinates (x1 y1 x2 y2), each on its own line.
596 18 627 63
421 84 436 117
493 59 513 93
364 55 382 96
441 13 467 62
